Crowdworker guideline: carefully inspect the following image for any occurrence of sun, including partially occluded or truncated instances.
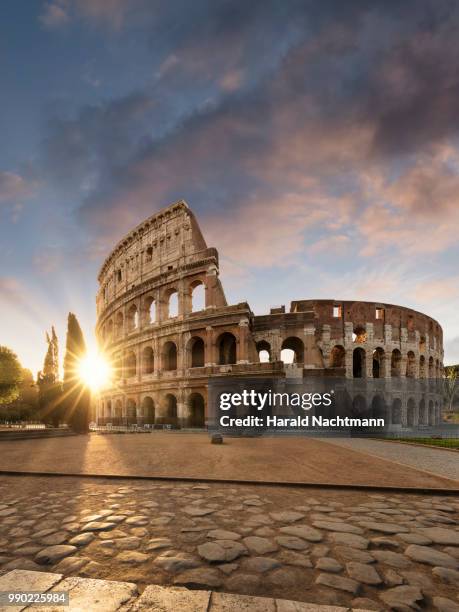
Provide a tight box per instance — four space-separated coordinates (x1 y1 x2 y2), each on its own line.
78 350 111 391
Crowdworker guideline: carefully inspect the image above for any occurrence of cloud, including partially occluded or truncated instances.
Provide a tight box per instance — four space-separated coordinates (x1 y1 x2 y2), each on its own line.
40 0 140 30
40 0 70 29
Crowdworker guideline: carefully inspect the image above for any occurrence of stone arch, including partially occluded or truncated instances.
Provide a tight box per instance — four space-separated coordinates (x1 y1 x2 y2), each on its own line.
419 355 426 378
190 280 206 312
406 398 416 427
106 319 114 341
113 354 122 379
353 347 366 378
406 351 416 378
372 347 385 379
115 311 124 337
188 392 205 428
428 356 434 378
125 351 137 378
188 336 205 368
143 295 156 325
106 399 112 420
142 346 154 375
391 349 402 377
330 345 345 369
166 289 179 319
127 303 139 331
162 341 177 371
391 398 402 425
141 396 155 425
352 395 367 416
114 399 123 424
281 337 304 364
256 340 271 363
126 398 137 425
371 395 385 420
217 332 237 365
163 394 178 425
419 398 427 425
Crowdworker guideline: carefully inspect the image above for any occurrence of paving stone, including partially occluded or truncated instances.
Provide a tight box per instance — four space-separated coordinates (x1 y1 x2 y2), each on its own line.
279 550 313 568
53 556 89 574
242 536 278 555
207 529 241 541
279 525 323 542
49 575 137 611
444 547 459 560
371 550 412 569
401 569 434 589
370 537 400 548
255 527 276 537
81 521 116 532
405 544 459 569
315 557 343 573
432 566 459 587
359 521 409 534
212 590 272 611
224 573 261 594
312 521 363 535
0 568 62 594
243 498 265 507
99 529 127 540
116 536 141 550
315 572 360 594
174 567 222 588
154 552 201 572
198 540 247 562
311 544 330 557
218 562 238 575
244 556 281 573
399 532 433 545
346 561 382 585
68 532 95 546
328 533 369 549
183 506 216 516
351 597 383 611
151 516 173 526
433 596 459 612
418 528 459 546
267 567 299 588
334 546 374 564
1 559 44 572
269 511 305 523
40 531 69 546
276 536 308 551
379 585 424 610
146 537 173 551
35 545 77 565
382 568 404 586
125 516 149 526
116 550 149 564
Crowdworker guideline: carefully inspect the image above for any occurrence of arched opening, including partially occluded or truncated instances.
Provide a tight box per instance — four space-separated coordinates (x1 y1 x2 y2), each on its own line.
112 354 122 379
353 347 366 378
115 312 124 337
419 399 427 425
114 400 123 425
372 347 385 379
391 399 402 425
391 349 402 377
127 304 139 331
352 395 367 416
125 351 137 378
141 396 155 425
218 332 237 365
256 340 271 363
352 326 367 343
429 400 435 425
330 345 345 369
106 400 112 421
281 337 304 364
435 359 440 378
406 398 415 427
371 395 385 420
428 356 434 379
189 337 205 368
191 281 206 312
164 394 177 425
419 336 426 353
162 341 177 371
167 290 179 319
126 399 137 425
188 393 205 428
144 295 156 325
406 351 416 378
143 346 154 375
106 319 114 341
419 355 426 378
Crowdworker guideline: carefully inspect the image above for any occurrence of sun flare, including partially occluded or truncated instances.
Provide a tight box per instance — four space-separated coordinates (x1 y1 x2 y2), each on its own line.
78 350 111 391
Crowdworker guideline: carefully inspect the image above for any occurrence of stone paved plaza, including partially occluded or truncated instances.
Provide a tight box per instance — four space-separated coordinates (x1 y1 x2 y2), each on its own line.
0 475 458 611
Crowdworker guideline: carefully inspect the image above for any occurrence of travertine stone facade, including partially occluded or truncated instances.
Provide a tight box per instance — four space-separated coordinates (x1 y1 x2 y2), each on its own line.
96 201 443 428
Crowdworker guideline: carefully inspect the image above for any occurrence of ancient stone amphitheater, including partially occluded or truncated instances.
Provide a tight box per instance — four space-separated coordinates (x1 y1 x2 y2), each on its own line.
96 200 443 429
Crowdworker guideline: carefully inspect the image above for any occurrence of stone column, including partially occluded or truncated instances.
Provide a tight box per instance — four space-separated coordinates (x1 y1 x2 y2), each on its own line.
237 318 250 364
205 326 216 366
205 264 219 309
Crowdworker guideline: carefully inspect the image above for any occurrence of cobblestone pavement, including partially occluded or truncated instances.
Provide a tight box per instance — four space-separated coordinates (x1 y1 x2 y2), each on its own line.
321 438 459 483
0 477 458 610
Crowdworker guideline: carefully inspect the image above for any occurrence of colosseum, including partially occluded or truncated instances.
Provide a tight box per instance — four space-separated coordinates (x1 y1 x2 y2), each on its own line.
96 200 444 430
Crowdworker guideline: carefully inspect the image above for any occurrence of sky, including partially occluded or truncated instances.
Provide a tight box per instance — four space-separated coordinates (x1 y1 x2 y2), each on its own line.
2 0 459 376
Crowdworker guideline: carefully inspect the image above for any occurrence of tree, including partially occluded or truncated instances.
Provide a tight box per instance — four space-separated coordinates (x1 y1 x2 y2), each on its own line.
444 365 459 412
37 327 62 427
0 346 23 406
63 313 90 433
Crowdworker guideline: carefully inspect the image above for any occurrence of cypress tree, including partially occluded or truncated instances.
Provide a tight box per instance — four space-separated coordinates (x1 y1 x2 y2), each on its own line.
37 328 62 427
63 313 90 433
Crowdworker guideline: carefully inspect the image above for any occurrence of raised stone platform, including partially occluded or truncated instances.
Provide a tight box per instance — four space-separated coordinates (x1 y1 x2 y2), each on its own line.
0 570 377 611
